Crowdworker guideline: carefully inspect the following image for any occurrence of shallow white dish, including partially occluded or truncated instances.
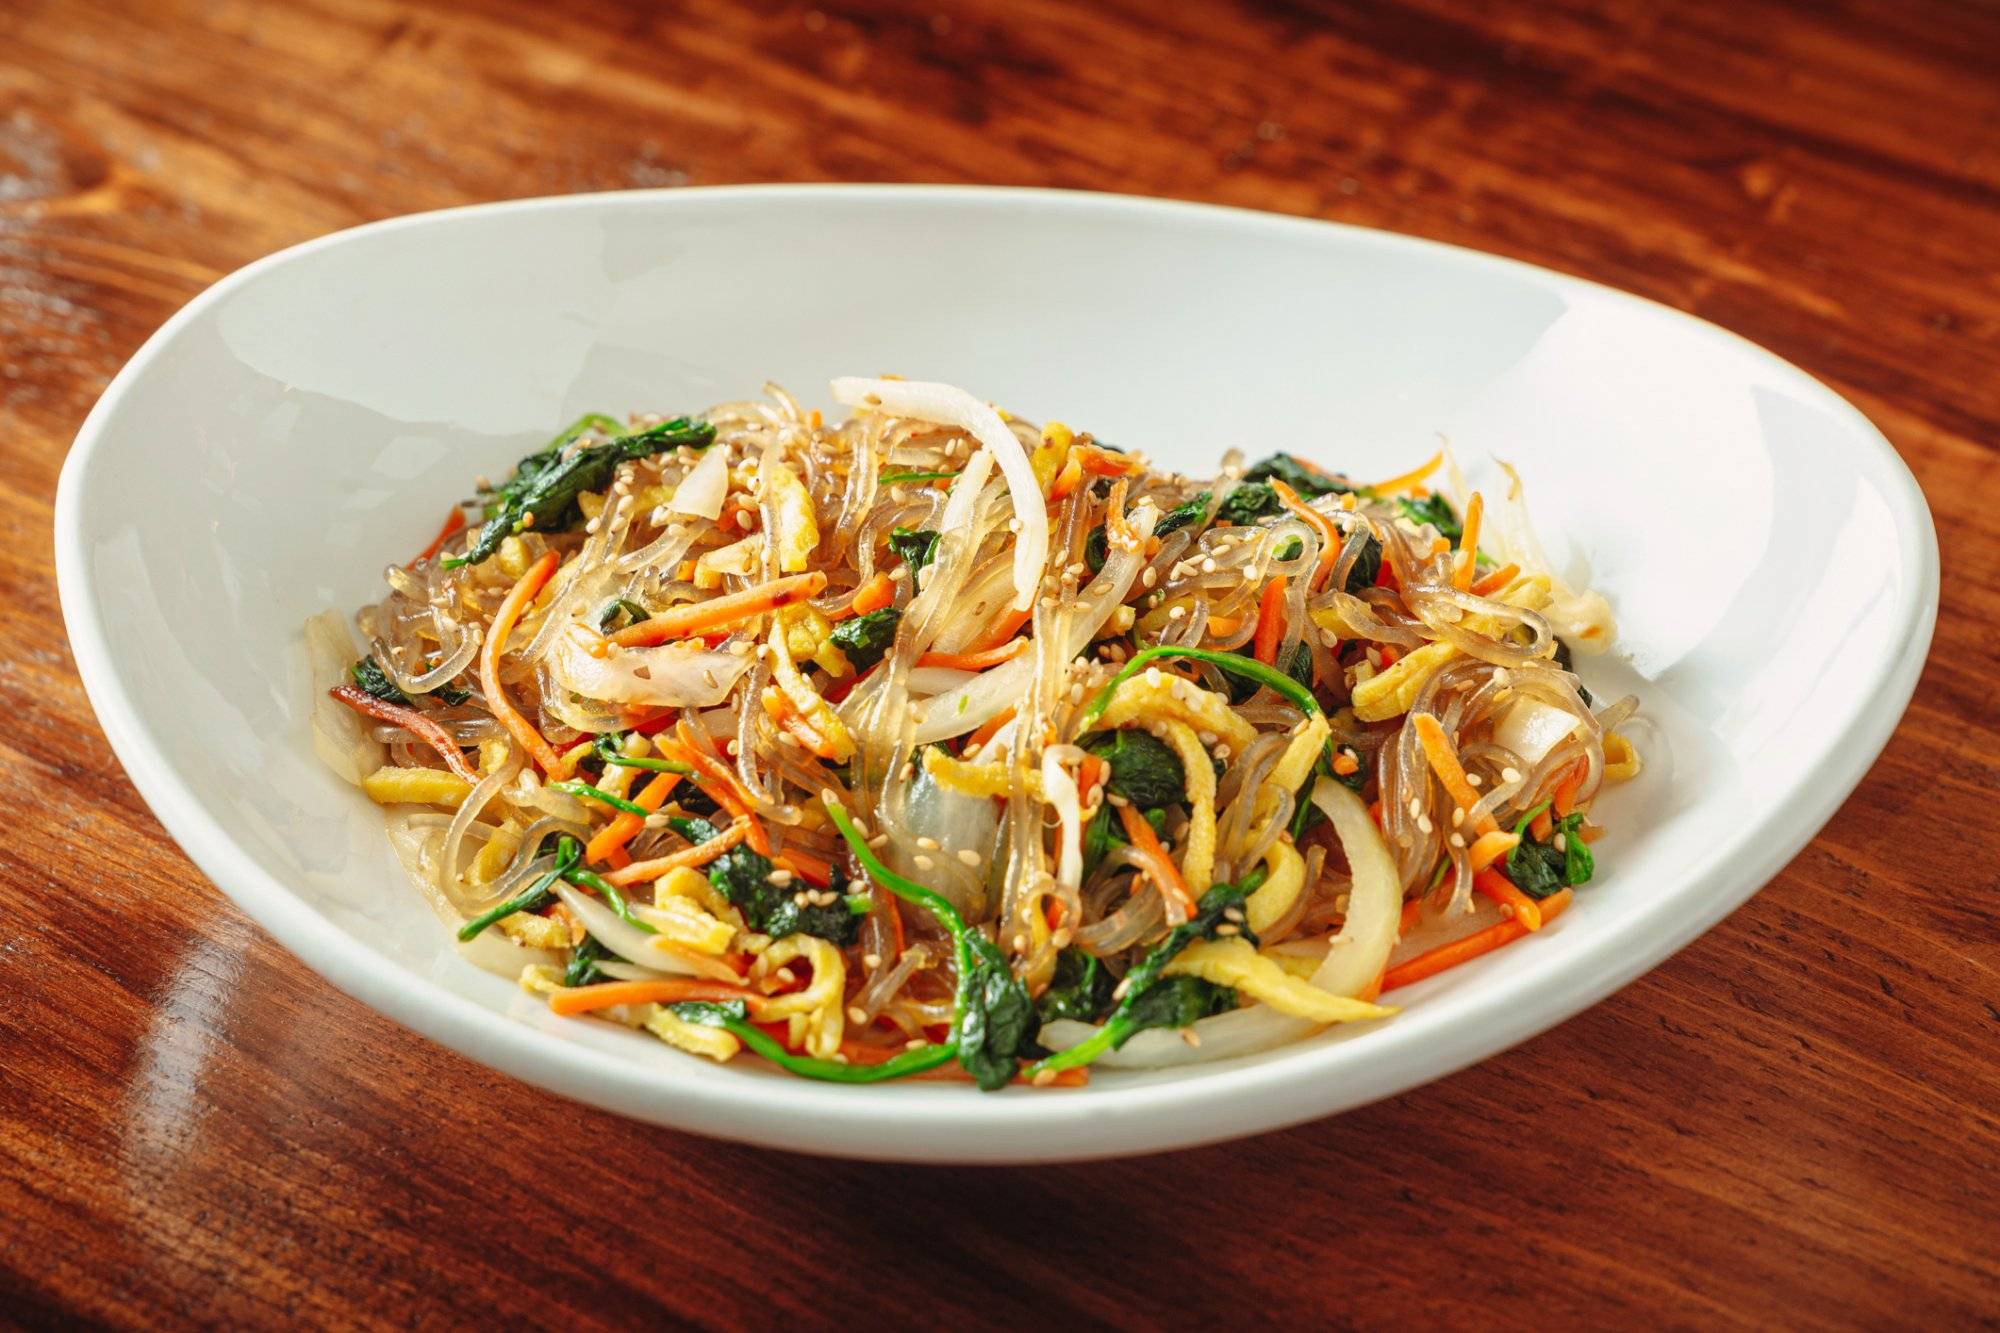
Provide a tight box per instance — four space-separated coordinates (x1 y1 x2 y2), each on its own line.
56 186 1936 1162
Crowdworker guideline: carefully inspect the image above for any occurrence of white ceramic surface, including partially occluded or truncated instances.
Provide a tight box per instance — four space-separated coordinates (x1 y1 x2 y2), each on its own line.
55 186 1937 1162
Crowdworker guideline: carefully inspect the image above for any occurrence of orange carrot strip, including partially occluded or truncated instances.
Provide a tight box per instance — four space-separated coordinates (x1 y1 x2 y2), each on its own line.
973 606 1033 653
602 817 749 885
1466 830 1520 875
1048 453 1084 501
1451 493 1485 590
1077 753 1108 805
846 572 896 617
411 506 467 567
774 847 835 888
1552 757 1588 818
1252 575 1287 665
1271 480 1344 591
1399 894 1426 934
1383 889 1571 991
1117 802 1197 922
548 979 764 1016
328 685 483 783
480 549 565 774
586 770 683 866
1411 713 1498 836
917 638 1030 671
1203 614 1245 637
667 722 771 854
1470 561 1519 597
611 572 827 648
1371 449 1444 496
1531 807 1555 841
761 687 841 761
966 706 1017 752
1473 864 1542 931
1074 444 1139 476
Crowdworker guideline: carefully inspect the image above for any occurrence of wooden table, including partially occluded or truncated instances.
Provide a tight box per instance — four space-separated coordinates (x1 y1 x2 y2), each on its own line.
4 0 1996 1325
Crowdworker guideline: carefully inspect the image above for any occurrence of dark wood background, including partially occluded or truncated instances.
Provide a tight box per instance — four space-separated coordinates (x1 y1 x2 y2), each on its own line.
3 0 1997 1326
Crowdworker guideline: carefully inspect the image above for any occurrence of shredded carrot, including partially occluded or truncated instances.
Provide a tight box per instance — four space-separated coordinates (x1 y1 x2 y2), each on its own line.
774 847 835 888
1270 480 1343 590
665 721 772 854
916 638 1030 671
411 507 467 567
1359 969 1385 1003
1117 802 1197 922
1411 713 1498 836
807 408 822 430
327 685 483 783
1473 865 1542 931
1470 561 1518 597
612 572 828 648
1530 806 1555 841
657 940 750 982
1077 753 1108 805
548 979 764 1016
674 560 696 582
601 817 749 885
1331 750 1360 776
846 571 896 617
1252 575 1287 665
480 549 565 774
1371 449 1443 496
967 706 1017 752
1074 444 1139 476
1399 894 1426 934
1451 492 1485 590
1204 614 1244 637
586 770 682 865
1048 453 1084 501
1552 757 1588 818
1383 888 1572 990
973 606 1032 653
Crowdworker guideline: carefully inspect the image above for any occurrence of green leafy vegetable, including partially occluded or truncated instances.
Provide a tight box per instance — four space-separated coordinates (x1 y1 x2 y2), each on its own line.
1027 882 1258 1077
1122 976 1238 1034
1331 744 1367 794
1084 525 1108 574
456 834 580 941
1343 533 1383 595
562 863 655 933
1081 729 1187 810
827 801 1036 1090
888 527 940 592
1243 453 1357 499
591 733 697 776
1396 493 1462 545
669 1000 960 1082
828 607 902 672
1506 802 1596 898
350 655 471 707
451 416 716 567
1551 638 1594 706
549 780 653 817
1155 491 1213 538
597 598 650 633
1216 481 1282 526
563 934 612 987
1080 645 1321 731
1037 948 1116 1025
667 816 860 945
879 469 960 483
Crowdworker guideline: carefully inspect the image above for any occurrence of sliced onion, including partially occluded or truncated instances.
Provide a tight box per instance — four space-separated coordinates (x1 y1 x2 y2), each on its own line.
550 881 704 976
903 665 978 696
455 928 563 981
1043 746 1084 890
832 377 1048 611
1306 778 1402 999
669 440 730 519
1493 698 1585 770
548 626 753 708
306 610 383 785
1040 1007 1314 1069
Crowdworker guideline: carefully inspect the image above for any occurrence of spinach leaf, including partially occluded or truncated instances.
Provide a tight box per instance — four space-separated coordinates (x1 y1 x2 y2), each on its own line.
1243 453 1354 499
888 527 940 592
1505 803 1595 899
1331 743 1367 794
1037 948 1116 1025
668 816 862 945
828 607 902 672
453 416 716 567
1027 883 1258 1076
1216 481 1282 526
1081 729 1187 810
1229 640 1314 706
597 598 650 633
1083 525 1108 575
1122 976 1238 1035
1343 532 1383 595
563 934 612 987
1396 493 1462 545
1155 490 1213 538
455 834 580 941
351 655 470 707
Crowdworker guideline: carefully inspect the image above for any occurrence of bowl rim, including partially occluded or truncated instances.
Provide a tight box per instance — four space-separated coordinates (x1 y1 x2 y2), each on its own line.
53 184 1940 1161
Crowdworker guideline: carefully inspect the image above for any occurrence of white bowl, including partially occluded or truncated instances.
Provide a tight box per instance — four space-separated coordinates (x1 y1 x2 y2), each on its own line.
55 186 1937 1162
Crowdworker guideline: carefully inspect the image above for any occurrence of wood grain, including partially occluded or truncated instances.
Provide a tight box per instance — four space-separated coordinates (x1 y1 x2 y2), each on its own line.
3 0 1998 1326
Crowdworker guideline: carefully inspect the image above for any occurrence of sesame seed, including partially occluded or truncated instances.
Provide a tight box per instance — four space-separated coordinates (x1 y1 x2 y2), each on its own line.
1417 814 1435 834
1215 923 1240 937
644 814 670 829
1501 767 1522 785
1553 833 1568 852
1408 797 1423 818
1142 568 1158 589
769 868 794 886
1200 558 1217 574
916 836 939 850
1032 1069 1057 1086
1449 832 1466 849
1112 978 1133 1000
908 1038 931 1052
868 833 889 849
847 1006 868 1025
792 891 810 908
1466 773 1484 788
957 848 981 866
1182 1028 1203 1047
862 953 882 969
1451 806 1466 827
914 854 934 870
1168 605 1187 620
